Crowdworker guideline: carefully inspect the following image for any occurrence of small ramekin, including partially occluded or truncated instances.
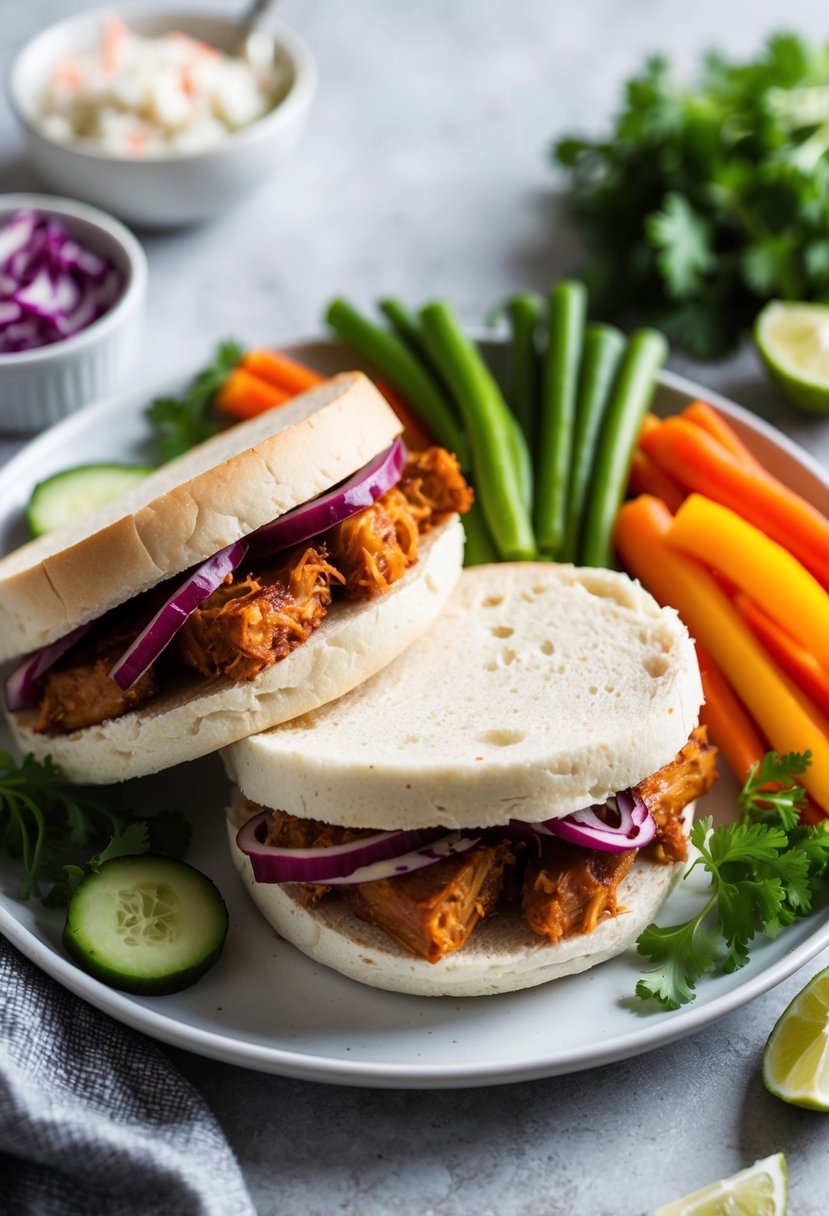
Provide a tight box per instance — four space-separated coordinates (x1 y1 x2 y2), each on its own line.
0 192 147 434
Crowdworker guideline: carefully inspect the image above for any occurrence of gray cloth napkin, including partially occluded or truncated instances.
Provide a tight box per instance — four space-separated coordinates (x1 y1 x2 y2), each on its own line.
0 938 256 1216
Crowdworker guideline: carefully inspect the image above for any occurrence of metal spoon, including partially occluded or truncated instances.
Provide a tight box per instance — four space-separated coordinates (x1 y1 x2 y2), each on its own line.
233 0 278 66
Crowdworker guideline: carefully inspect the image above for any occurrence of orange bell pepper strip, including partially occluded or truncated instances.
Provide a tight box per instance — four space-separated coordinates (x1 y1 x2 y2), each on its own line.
735 593 829 720
241 350 326 395
615 495 829 811
639 416 829 591
628 450 685 513
214 368 292 420
668 493 829 670
681 401 763 470
695 643 767 785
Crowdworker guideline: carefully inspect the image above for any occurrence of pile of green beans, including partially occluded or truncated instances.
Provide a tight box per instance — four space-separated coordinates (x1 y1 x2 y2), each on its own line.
324 284 667 569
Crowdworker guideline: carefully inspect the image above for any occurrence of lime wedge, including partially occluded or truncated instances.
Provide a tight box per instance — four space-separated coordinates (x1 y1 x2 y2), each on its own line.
755 300 829 412
653 1153 787 1216
763 964 829 1109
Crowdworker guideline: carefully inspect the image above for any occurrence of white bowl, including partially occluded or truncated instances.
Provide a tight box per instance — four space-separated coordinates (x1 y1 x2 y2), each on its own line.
0 193 146 434
7 9 317 228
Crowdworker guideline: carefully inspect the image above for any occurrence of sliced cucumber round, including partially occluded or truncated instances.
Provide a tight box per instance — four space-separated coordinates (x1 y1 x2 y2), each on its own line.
63 856 229 996
27 462 154 537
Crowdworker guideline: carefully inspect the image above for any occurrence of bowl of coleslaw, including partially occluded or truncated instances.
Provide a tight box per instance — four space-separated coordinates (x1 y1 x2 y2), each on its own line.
7 9 316 227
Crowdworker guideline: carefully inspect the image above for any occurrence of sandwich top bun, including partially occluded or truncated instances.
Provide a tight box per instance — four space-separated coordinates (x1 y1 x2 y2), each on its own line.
0 372 400 662
223 563 703 829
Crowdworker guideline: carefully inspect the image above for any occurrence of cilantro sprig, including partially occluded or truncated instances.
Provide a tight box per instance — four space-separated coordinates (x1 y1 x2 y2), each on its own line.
635 751 829 1009
554 34 829 359
146 339 243 462
0 749 190 905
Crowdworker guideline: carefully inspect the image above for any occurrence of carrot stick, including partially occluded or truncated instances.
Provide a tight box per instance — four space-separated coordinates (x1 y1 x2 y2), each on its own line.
696 643 767 784
214 368 291 420
681 401 762 470
628 450 685 513
241 350 326 395
735 593 829 719
639 412 662 440
615 495 829 810
372 380 433 450
640 417 829 591
668 493 829 670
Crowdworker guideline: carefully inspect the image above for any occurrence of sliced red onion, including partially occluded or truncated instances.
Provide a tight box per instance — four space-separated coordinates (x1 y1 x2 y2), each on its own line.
541 789 656 853
109 539 249 691
4 621 94 712
250 437 407 557
0 209 122 354
236 811 480 885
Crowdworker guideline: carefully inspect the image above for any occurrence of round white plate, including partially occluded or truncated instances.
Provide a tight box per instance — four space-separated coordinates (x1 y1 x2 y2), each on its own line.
2 343 829 1089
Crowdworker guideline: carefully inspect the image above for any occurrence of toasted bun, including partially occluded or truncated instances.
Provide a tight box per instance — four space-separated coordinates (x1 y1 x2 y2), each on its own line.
0 372 400 662
226 795 692 997
6 518 464 783
223 563 702 829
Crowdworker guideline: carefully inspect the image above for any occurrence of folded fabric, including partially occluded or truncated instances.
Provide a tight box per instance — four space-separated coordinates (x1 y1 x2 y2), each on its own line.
0 937 255 1216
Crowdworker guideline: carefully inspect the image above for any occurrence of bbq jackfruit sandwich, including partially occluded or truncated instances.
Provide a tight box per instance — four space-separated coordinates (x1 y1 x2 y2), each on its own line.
0 372 470 783
225 563 717 997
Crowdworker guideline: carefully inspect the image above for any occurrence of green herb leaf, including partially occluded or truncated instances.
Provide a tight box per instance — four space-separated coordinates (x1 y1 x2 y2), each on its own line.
146 340 244 462
635 753 829 1008
646 194 716 300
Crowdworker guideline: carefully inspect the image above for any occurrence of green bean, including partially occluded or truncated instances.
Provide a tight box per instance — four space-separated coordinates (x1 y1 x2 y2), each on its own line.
325 298 469 466
378 299 434 367
462 501 498 567
534 280 588 555
419 301 536 560
560 323 626 563
579 327 669 568
506 409 533 514
505 293 543 442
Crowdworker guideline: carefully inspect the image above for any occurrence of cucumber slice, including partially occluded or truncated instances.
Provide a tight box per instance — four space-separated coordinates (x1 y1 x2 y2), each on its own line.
63 856 229 996
27 462 154 537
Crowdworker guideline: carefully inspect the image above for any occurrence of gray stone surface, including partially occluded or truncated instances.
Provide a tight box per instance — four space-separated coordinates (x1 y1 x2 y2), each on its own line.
2 1 829 1211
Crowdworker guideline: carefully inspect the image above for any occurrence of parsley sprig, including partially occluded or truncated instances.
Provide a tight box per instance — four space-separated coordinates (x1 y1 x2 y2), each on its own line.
146 340 243 462
0 750 190 905
635 751 829 1009
554 34 829 359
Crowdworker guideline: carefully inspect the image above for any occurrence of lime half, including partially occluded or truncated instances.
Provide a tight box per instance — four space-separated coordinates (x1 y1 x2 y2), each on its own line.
755 300 829 413
653 1153 788 1216
763 964 829 1110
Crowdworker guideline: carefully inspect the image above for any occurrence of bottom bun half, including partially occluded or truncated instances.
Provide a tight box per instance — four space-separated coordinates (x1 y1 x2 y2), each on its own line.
226 797 693 998
6 518 464 784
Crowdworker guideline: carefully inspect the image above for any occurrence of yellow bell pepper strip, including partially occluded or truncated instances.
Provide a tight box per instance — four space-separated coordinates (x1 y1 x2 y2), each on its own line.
668 493 829 671
615 495 829 813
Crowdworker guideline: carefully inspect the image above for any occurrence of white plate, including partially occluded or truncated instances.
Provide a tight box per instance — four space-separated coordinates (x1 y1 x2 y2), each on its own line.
2 343 829 1090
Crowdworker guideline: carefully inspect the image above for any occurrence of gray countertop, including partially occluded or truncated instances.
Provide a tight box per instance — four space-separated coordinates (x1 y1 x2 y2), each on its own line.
2 2 829 1212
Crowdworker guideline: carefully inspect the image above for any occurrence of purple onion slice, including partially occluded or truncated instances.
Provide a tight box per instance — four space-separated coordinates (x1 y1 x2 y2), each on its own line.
4 622 94 712
541 789 656 853
109 539 249 691
250 437 407 558
236 811 480 885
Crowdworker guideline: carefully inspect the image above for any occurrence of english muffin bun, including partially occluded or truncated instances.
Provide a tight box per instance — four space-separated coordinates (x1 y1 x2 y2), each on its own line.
224 564 709 997
224 564 703 829
1 373 467 782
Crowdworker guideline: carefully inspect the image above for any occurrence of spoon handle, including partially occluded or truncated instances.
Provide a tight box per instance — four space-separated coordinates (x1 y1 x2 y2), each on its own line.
234 0 277 51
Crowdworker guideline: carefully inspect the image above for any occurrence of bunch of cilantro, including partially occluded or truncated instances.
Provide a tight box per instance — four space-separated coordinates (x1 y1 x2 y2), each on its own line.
636 752 829 1009
0 750 190 906
555 33 829 359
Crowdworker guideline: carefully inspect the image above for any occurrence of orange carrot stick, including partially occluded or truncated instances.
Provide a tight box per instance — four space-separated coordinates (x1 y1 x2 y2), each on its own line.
373 380 434 450
628 450 685 513
695 643 767 784
214 368 291 420
615 495 829 811
639 412 662 440
640 417 829 591
241 350 326 395
735 593 829 720
681 401 762 470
